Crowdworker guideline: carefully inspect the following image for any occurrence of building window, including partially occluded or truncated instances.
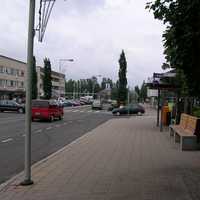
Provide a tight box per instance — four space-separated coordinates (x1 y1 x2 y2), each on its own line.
0 66 4 73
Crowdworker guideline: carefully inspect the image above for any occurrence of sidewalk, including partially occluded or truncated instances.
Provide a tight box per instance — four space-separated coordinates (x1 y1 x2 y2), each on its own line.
1 110 200 200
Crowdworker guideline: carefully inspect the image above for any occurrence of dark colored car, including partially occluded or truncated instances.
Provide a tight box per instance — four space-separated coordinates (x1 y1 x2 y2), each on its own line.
32 100 64 122
0 100 25 113
63 100 73 107
112 104 145 116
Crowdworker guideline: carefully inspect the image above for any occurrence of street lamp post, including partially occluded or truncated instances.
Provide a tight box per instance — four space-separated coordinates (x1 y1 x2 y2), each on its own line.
21 0 35 186
59 59 74 98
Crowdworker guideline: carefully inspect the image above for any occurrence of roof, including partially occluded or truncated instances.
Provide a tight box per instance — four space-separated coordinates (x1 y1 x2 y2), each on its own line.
0 55 26 65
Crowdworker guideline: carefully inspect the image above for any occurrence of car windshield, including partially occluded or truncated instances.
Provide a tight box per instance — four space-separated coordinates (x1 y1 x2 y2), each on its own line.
32 100 49 108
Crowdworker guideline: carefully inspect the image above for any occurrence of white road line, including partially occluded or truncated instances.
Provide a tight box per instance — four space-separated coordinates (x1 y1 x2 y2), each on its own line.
87 111 92 113
46 127 52 130
95 111 100 113
22 134 26 137
63 122 67 125
55 124 61 128
69 121 73 123
80 111 84 113
1 138 13 143
35 129 42 133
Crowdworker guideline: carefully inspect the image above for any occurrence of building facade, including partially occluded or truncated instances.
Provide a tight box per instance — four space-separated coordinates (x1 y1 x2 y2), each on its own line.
0 55 65 100
36 66 65 98
0 55 26 100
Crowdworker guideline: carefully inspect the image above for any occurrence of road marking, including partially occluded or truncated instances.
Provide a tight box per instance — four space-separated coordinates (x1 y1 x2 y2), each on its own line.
69 121 73 123
22 134 26 137
1 138 13 143
95 111 100 113
46 127 52 130
35 129 42 133
55 124 61 128
80 111 84 113
87 111 92 113
63 122 67 125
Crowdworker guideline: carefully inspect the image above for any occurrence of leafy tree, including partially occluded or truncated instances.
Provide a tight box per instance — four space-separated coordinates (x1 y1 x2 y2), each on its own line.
118 50 127 104
31 56 38 99
111 82 118 100
140 81 147 102
43 58 52 99
146 0 200 97
101 77 107 90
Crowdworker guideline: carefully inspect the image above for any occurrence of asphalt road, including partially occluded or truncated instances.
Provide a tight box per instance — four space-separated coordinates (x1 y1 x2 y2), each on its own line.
0 105 113 184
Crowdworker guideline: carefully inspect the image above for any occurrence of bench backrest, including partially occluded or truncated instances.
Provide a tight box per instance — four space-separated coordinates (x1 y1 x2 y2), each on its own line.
179 113 189 129
186 116 198 134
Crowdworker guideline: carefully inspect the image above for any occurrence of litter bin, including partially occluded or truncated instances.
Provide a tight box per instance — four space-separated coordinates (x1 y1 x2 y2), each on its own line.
162 105 169 126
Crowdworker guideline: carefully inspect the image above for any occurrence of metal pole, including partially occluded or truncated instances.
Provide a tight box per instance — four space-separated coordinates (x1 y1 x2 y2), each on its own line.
21 0 35 186
128 87 130 115
157 89 160 127
59 60 61 98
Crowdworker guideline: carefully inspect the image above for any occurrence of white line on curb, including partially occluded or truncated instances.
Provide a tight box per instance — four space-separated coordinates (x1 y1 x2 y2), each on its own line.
35 129 42 133
1 138 13 143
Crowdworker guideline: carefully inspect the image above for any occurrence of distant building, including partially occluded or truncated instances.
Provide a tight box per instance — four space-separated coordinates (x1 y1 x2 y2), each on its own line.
36 66 65 98
0 55 65 100
0 55 26 100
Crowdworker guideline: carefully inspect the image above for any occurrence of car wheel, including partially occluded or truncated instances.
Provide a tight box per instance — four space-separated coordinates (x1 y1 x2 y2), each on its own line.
49 115 54 122
116 112 120 116
59 115 63 120
18 108 24 113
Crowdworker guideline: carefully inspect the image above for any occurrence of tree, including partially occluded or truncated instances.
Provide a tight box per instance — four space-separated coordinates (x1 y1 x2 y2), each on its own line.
146 0 200 97
118 50 127 104
43 58 52 99
134 85 140 102
31 56 38 99
140 81 147 102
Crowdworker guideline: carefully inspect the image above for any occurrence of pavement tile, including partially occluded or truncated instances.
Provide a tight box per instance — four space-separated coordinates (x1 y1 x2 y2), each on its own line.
2 108 200 199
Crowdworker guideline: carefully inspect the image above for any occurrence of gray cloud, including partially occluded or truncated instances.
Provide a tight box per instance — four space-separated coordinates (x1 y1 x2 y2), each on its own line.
0 0 165 87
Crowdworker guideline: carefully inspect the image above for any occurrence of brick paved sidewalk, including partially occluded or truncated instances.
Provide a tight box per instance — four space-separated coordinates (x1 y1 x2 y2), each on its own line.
1 112 200 200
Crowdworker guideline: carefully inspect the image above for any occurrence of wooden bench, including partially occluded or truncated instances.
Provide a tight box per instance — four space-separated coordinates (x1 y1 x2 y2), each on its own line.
169 113 188 136
169 113 200 150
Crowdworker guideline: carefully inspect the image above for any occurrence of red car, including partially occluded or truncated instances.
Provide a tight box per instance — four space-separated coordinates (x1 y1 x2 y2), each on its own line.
32 100 64 122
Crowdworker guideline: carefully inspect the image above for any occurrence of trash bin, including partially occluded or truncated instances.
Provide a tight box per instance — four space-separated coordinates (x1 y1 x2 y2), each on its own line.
162 106 169 126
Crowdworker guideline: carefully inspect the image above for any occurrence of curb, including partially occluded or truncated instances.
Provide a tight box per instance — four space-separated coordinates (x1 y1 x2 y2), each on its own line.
0 118 113 192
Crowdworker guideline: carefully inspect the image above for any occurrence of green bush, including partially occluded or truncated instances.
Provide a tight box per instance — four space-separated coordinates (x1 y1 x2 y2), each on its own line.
192 107 200 118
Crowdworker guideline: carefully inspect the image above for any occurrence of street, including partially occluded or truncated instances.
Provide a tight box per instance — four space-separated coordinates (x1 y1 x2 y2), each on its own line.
0 105 113 184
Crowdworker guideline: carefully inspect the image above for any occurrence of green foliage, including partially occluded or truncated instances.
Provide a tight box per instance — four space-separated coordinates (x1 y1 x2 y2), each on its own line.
43 58 52 99
31 56 38 99
192 107 200 118
147 0 200 97
140 81 147 102
118 50 127 104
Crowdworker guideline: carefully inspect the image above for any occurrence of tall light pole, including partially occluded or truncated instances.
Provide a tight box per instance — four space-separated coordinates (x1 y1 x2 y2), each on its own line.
59 58 74 98
21 0 35 186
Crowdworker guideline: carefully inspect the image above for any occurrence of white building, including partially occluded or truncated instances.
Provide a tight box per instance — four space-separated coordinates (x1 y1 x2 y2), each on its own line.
0 55 65 99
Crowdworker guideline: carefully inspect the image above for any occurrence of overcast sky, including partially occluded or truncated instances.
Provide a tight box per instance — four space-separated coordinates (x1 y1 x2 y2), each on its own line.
0 0 165 87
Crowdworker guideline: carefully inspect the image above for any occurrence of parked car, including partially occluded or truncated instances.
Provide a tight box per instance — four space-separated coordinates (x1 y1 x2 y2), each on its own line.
63 100 73 107
112 104 145 116
92 100 103 110
32 100 64 122
0 100 25 113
